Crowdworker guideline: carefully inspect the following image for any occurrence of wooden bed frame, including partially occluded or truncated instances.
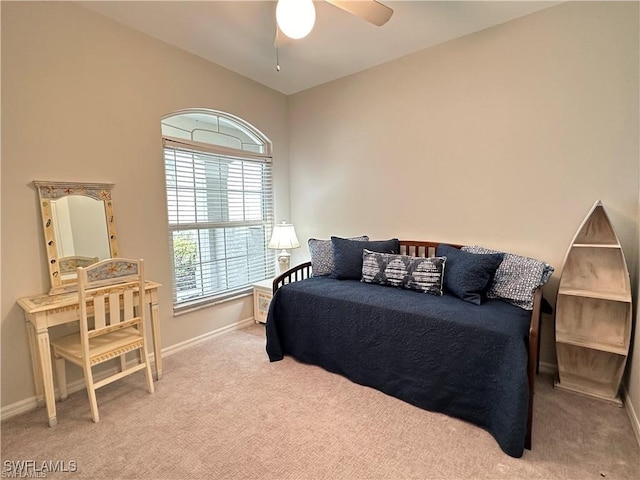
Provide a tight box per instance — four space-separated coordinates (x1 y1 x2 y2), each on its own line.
271 240 542 451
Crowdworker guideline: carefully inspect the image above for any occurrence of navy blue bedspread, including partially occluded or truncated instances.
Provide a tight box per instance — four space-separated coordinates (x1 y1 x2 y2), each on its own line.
265 277 532 457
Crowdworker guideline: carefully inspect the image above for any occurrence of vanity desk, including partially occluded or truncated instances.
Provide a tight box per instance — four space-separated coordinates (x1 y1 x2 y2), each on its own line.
18 282 163 427
22 180 163 427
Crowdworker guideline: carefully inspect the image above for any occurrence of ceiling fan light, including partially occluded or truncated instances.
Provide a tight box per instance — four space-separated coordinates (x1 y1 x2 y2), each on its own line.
276 0 316 40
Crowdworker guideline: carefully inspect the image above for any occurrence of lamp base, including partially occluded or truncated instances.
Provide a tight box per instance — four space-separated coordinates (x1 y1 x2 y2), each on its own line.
277 250 291 273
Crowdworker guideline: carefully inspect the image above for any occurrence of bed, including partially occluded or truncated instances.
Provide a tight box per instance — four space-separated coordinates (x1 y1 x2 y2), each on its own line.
265 239 551 458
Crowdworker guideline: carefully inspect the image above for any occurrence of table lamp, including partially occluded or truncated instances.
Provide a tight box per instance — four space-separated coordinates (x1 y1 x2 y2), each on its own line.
268 221 300 273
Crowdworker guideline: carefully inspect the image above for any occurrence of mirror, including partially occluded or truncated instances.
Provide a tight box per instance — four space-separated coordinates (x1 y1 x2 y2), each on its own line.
33 181 119 294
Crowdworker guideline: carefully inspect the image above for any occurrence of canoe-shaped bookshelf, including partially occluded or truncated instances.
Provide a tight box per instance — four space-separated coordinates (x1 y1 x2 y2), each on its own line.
555 200 632 405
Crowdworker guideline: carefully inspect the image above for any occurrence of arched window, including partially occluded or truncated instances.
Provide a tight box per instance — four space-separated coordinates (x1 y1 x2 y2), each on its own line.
161 109 274 312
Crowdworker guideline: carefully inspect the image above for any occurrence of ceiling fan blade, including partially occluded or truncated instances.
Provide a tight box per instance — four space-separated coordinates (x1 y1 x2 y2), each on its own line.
325 0 393 26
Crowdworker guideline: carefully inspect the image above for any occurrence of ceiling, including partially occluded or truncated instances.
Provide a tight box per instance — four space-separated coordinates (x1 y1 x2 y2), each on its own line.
78 1 560 95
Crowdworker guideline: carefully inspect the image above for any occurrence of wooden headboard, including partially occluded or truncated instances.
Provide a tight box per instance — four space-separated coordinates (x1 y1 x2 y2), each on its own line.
398 240 462 258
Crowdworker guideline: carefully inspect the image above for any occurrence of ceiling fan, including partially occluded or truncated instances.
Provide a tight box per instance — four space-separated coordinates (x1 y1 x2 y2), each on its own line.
275 0 394 43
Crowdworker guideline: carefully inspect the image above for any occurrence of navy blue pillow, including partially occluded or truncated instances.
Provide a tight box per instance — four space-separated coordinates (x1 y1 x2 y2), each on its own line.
331 237 400 280
436 244 504 305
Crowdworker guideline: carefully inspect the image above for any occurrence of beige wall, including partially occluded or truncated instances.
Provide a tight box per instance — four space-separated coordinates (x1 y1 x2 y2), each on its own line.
288 1 639 418
1 2 289 407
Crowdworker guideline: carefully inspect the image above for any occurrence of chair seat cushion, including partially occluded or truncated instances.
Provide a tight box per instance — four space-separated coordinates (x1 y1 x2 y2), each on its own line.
52 326 144 365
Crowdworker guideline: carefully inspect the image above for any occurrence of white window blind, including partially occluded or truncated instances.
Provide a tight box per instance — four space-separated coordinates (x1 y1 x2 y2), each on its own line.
163 139 275 312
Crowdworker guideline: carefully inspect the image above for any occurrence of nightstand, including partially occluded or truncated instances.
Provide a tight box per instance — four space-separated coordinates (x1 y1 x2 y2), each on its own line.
252 279 274 323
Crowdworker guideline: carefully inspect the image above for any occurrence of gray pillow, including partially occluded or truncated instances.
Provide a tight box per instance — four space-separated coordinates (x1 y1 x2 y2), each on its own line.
308 235 368 276
361 249 446 296
461 245 554 310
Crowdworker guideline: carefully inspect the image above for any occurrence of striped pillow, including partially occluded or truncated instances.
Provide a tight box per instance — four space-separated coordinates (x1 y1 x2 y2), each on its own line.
361 249 446 296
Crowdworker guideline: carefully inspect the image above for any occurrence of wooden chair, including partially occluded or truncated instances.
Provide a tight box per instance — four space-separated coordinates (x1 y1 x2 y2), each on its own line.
51 258 155 422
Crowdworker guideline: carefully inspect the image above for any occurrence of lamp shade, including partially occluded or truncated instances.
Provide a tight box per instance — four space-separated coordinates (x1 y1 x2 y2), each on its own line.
268 222 300 250
276 0 316 40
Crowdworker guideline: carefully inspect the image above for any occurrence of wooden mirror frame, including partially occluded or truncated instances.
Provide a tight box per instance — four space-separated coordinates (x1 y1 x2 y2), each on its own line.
33 181 119 295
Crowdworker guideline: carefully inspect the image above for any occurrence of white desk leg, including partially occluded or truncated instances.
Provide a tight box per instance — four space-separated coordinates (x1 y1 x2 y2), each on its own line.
25 319 45 407
36 326 57 427
150 299 162 380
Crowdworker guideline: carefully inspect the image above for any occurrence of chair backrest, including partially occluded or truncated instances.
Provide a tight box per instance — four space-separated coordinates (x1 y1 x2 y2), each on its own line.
77 258 146 343
59 255 100 274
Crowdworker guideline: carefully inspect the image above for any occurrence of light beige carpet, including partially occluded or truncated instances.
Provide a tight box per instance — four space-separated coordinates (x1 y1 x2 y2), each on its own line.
2 324 639 479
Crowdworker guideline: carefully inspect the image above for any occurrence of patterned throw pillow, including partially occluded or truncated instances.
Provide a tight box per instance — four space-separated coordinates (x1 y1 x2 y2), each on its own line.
308 236 368 276
461 245 554 310
361 249 446 296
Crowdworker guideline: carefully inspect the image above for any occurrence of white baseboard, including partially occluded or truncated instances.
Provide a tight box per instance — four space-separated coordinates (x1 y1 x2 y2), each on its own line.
538 361 557 376
0 367 126 421
0 317 256 422
1 397 41 422
160 317 255 358
623 385 640 448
